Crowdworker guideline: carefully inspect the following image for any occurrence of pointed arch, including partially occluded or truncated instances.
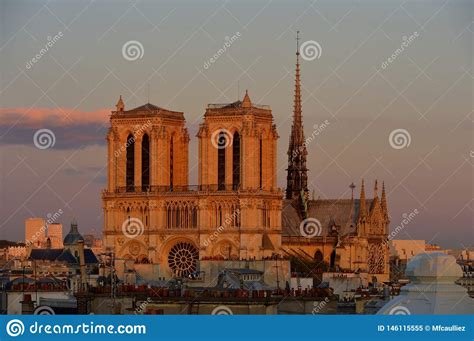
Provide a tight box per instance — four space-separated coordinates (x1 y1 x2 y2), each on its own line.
169 134 174 189
126 134 135 191
314 250 323 263
259 136 263 189
217 131 226 190
141 133 150 190
232 131 241 190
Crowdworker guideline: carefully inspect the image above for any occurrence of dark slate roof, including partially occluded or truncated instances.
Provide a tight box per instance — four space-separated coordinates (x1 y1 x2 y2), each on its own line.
29 248 98 265
282 198 373 237
126 103 162 112
116 103 184 119
207 101 270 110
63 233 84 245
57 250 78 263
30 249 63 261
84 249 99 264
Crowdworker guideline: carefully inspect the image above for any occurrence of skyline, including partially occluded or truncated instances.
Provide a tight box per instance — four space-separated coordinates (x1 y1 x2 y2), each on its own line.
0 0 472 248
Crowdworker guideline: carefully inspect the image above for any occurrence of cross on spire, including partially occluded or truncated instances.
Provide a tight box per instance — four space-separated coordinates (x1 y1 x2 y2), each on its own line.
296 30 300 55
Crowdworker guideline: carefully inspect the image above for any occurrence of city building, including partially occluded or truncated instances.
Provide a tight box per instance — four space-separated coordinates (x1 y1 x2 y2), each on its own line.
47 223 63 248
25 218 47 248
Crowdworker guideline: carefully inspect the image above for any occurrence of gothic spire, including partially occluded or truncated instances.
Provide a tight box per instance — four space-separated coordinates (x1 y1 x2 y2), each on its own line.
374 179 378 199
381 181 389 220
242 89 251 108
116 95 124 111
358 179 367 223
286 31 309 201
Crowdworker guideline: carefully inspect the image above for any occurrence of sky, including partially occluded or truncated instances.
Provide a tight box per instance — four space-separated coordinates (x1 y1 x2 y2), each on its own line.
0 0 472 248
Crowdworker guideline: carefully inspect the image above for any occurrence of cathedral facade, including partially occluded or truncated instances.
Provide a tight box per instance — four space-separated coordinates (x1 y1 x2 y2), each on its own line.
102 42 390 283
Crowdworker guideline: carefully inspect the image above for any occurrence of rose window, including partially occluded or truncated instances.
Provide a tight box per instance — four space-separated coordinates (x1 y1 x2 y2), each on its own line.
167 242 199 277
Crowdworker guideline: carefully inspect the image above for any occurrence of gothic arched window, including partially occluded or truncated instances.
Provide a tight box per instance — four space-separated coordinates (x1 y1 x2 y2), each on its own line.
169 136 174 189
126 134 135 191
217 131 226 190
314 250 323 264
232 132 241 190
141 134 150 191
259 137 263 189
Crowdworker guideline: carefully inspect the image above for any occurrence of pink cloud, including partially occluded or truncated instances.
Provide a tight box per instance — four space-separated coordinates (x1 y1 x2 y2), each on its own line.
0 107 111 127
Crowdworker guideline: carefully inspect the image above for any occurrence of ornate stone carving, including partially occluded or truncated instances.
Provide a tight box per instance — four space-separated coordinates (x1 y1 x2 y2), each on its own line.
368 242 385 274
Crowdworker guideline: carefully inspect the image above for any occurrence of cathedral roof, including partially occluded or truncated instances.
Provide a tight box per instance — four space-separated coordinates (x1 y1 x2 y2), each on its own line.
112 102 184 119
282 198 374 237
206 91 270 111
128 103 163 111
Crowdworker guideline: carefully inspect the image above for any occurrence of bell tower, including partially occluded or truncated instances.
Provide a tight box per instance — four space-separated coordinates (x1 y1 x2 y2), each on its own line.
197 90 278 191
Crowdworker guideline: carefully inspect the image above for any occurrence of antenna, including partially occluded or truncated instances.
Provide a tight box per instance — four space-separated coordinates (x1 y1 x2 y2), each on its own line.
147 83 150 103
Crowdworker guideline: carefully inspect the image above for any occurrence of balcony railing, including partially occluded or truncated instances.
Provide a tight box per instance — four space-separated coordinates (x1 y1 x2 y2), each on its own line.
108 184 243 194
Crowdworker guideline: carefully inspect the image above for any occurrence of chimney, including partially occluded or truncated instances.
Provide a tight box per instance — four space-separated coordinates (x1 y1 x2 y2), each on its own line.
78 240 87 291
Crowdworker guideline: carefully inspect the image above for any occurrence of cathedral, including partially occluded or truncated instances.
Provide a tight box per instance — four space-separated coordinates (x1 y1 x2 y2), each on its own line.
102 40 390 284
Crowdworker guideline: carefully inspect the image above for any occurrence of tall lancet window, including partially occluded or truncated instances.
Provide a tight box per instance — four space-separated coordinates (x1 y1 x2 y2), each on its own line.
217 131 226 190
126 134 135 191
232 132 240 190
141 134 150 191
169 137 174 189
259 138 263 189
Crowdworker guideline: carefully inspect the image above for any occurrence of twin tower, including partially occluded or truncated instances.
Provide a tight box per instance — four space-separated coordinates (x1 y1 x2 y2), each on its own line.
103 90 282 277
